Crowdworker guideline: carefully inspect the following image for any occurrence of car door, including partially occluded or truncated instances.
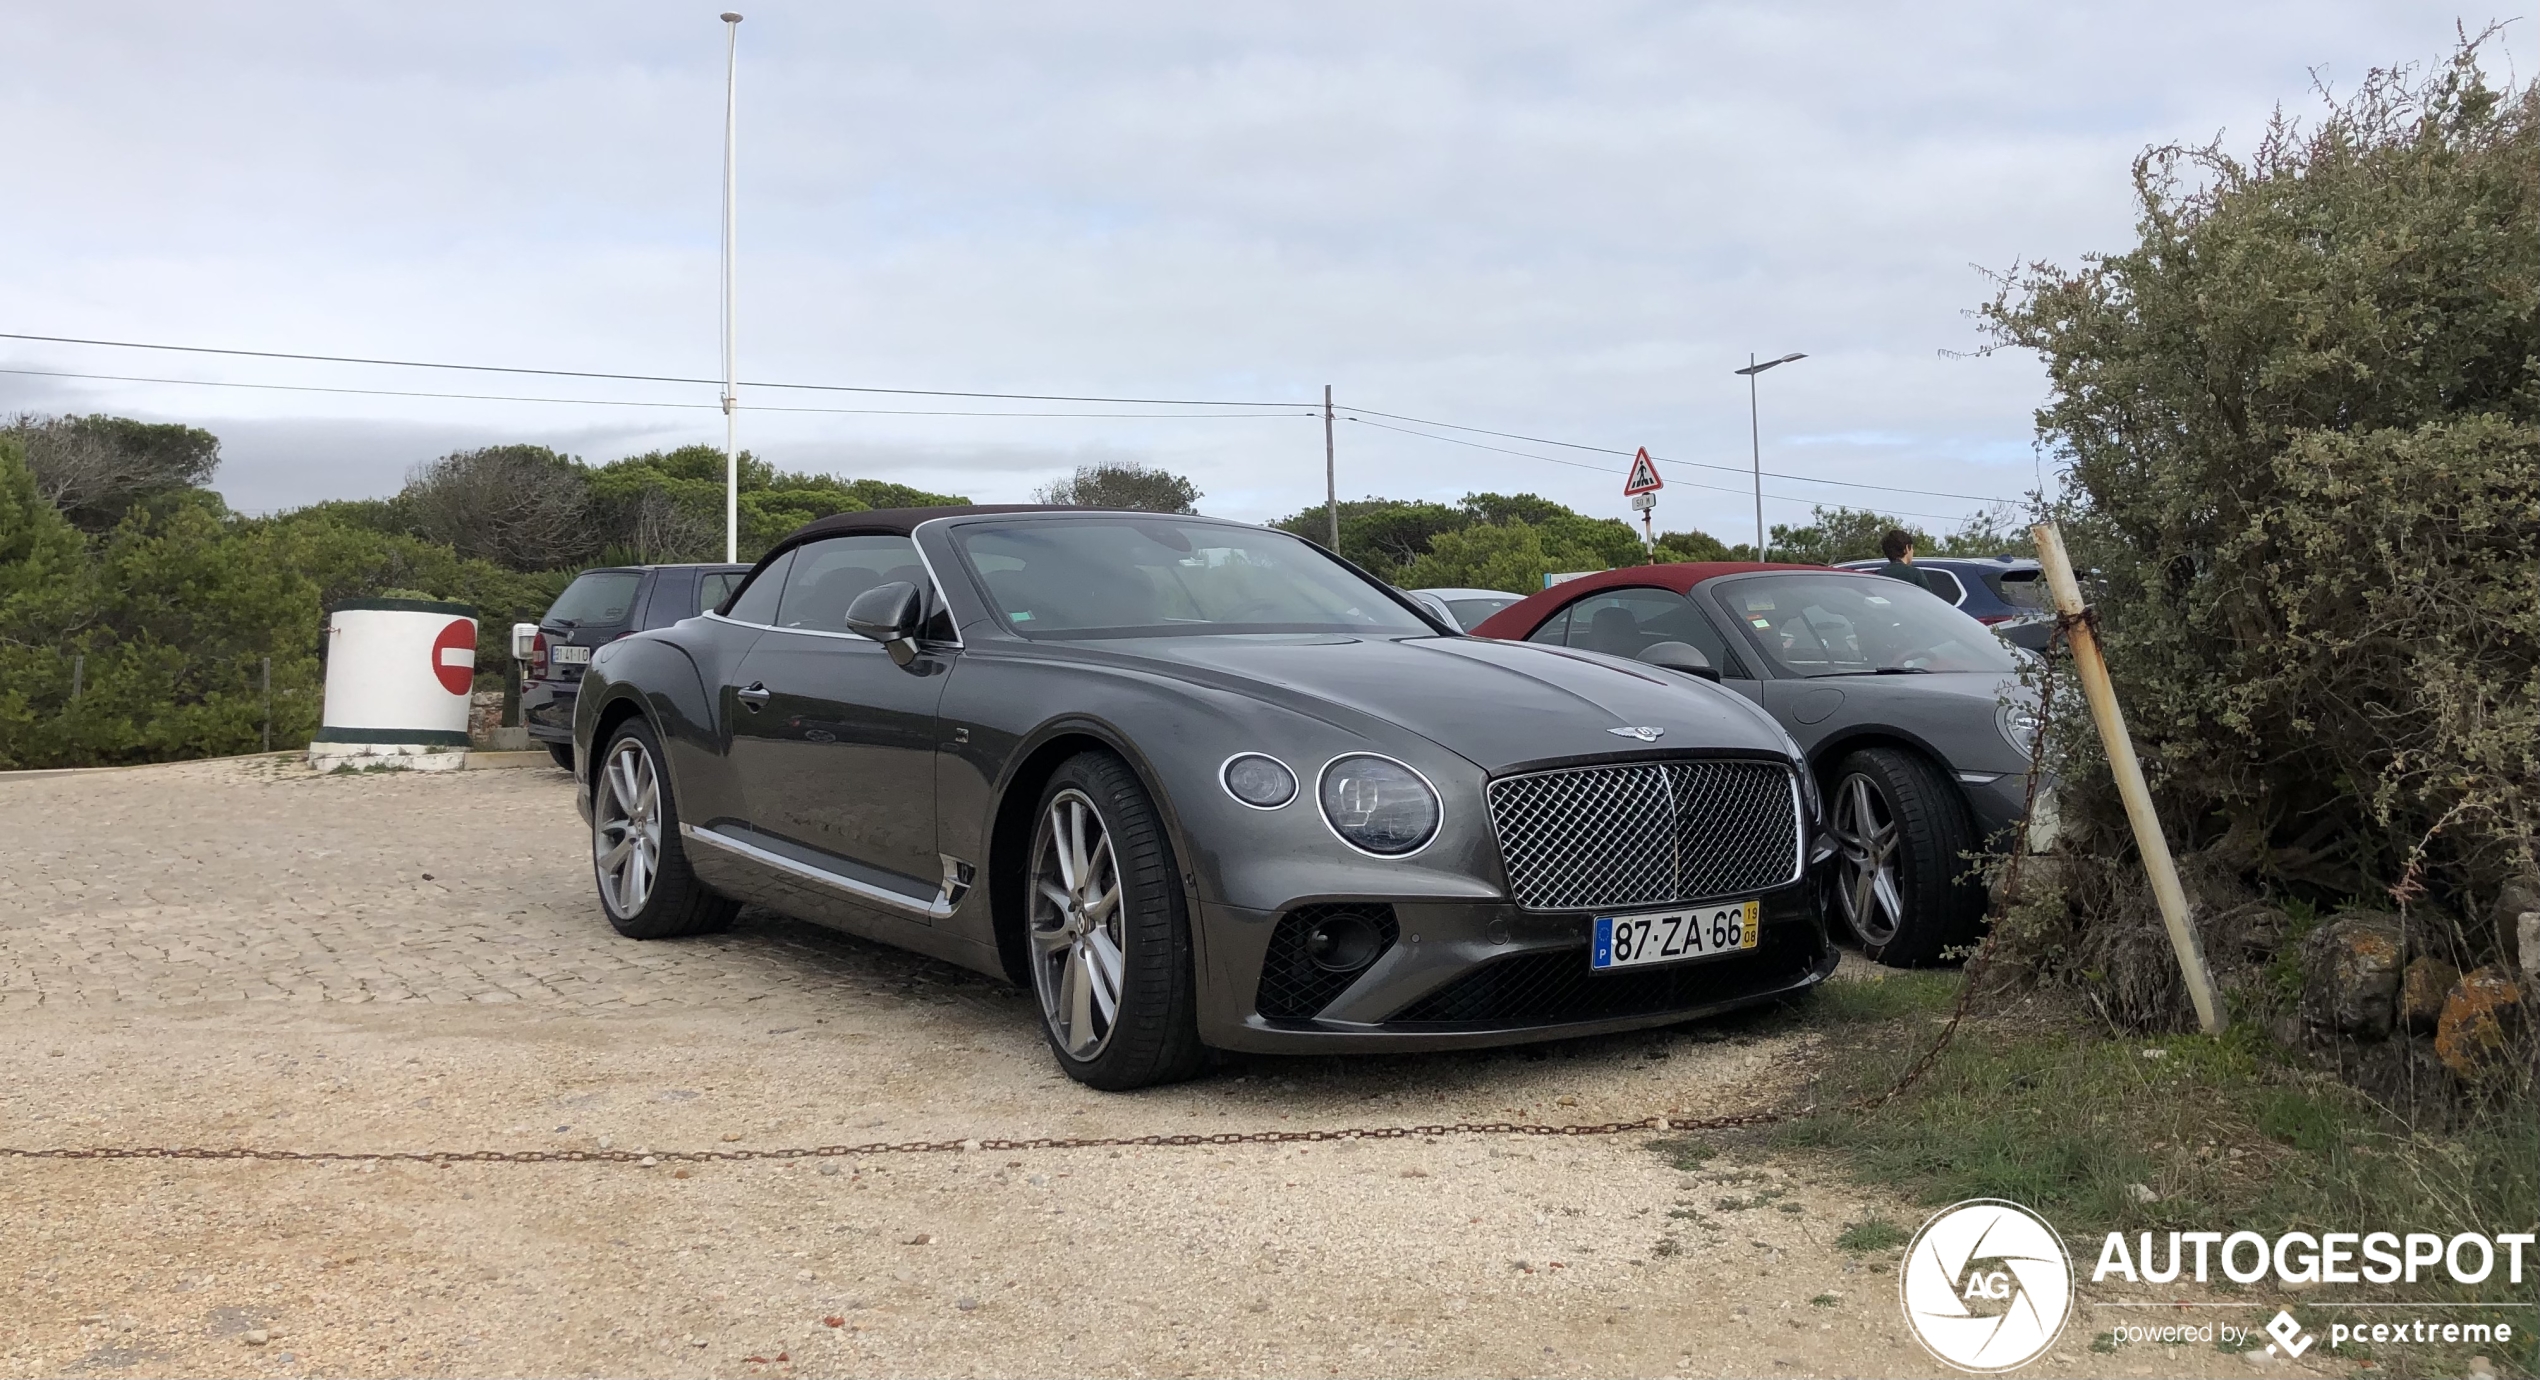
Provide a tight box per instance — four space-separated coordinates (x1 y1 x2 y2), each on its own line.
727 535 952 897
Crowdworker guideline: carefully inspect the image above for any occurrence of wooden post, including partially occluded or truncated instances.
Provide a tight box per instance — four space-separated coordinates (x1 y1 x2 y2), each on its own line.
261 654 273 753
2032 522 2225 1034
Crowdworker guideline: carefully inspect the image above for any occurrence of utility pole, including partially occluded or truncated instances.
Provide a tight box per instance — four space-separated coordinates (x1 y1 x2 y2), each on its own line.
1732 352 1806 559
1323 384 1338 551
720 12 744 564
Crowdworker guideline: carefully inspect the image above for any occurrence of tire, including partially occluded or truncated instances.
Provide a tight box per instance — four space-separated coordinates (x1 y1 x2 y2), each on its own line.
547 742 575 771
1024 751 1206 1090
1825 747 1985 967
590 718 737 940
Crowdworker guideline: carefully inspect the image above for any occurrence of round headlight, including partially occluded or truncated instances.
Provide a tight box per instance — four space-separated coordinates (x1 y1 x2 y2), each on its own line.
1221 753 1298 809
1998 701 2043 759
1318 754 1441 856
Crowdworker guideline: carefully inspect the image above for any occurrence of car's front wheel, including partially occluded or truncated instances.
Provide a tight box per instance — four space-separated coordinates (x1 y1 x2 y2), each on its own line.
591 719 737 939
1026 751 1205 1090
1826 746 1984 967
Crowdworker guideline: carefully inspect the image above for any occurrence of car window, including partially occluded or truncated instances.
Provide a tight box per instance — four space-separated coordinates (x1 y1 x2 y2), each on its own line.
1715 573 2016 677
1995 569 2049 611
545 570 642 626
774 535 933 636
1443 595 1521 630
1919 568 1966 604
953 518 1432 639
1523 607 1570 645
1557 587 1749 678
722 550 793 625
697 570 744 616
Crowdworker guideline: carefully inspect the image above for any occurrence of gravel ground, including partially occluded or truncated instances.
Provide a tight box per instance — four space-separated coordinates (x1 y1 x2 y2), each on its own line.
0 757 2345 1378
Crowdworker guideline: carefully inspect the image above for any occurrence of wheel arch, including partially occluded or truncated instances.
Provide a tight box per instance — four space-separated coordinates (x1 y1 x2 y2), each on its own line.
1807 726 1956 792
985 722 1192 990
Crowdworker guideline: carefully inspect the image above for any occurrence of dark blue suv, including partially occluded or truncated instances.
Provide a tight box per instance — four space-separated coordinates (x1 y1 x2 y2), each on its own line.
1836 555 2053 650
519 563 750 767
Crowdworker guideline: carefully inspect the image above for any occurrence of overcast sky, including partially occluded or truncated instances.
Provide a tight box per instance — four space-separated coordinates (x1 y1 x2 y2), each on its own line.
1 2 2510 539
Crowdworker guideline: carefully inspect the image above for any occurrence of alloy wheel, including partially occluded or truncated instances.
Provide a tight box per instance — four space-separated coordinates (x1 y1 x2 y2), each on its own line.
1028 788 1126 1060
1830 772 1905 948
593 737 662 917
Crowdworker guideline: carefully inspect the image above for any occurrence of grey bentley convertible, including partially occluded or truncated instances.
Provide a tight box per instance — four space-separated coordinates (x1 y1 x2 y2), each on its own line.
574 506 1835 1088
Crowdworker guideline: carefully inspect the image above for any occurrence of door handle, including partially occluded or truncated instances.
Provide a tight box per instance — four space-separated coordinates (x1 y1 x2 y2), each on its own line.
736 682 771 712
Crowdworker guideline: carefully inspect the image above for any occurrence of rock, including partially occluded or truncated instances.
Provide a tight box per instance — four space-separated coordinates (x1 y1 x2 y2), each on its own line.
2435 967 2529 1080
2399 957 2461 1034
818 1163 841 1177
2125 1183 2158 1205
2301 912 2405 1040
902 1232 931 1246
242 1330 269 1346
2469 1355 2495 1378
955 1297 981 1311
2519 912 2540 983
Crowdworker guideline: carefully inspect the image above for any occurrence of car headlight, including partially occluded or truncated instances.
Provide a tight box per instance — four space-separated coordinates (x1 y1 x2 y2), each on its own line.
1318 754 1441 856
1220 753 1298 809
1998 701 2043 760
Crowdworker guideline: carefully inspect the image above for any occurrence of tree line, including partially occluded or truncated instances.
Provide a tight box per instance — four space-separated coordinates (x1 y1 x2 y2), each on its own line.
0 425 963 769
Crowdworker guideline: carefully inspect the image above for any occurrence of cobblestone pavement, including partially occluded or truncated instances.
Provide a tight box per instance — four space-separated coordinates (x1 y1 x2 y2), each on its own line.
0 759 2298 1379
0 755 1001 1014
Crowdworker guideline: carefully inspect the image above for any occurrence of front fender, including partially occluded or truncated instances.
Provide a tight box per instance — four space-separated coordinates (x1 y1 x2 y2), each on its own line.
574 633 736 830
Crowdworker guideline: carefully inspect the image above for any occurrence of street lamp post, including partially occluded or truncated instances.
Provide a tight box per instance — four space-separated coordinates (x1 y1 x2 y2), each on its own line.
719 12 743 564
1732 351 1806 559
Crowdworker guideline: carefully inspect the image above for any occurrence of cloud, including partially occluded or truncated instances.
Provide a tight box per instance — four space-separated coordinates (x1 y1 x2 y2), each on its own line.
2 1 2509 535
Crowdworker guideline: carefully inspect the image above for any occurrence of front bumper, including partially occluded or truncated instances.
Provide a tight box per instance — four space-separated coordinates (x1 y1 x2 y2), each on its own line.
1193 883 1834 1053
1959 771 2033 847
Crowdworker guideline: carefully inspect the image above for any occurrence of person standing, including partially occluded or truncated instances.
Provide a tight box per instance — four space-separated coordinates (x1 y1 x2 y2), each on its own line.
1873 528 1937 593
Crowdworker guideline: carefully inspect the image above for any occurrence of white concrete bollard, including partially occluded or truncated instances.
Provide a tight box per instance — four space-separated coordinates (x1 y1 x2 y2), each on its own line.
307 599 478 773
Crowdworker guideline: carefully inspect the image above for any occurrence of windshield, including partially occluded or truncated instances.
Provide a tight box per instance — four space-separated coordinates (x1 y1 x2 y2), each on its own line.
1443 595 1521 630
1714 573 2016 677
954 518 1434 639
545 570 642 627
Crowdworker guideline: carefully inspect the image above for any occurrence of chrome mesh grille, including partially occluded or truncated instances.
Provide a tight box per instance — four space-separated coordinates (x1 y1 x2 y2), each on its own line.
1487 760 1800 911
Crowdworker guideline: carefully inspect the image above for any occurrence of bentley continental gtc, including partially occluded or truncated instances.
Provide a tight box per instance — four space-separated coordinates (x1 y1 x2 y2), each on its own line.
574 507 1836 1088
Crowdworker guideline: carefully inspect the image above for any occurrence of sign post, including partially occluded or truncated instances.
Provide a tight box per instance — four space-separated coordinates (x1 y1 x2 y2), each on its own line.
1623 447 1664 557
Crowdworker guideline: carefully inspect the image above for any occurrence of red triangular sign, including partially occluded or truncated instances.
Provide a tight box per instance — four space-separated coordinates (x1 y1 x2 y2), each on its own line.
1623 447 1663 495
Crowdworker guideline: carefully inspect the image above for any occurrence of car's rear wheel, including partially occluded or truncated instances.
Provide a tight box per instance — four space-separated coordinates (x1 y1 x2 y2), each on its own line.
547 742 574 771
592 719 736 939
1827 747 1984 967
1026 752 1205 1090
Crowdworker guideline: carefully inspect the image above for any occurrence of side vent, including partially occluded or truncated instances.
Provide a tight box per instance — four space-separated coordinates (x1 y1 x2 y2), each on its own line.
1252 903 1400 1022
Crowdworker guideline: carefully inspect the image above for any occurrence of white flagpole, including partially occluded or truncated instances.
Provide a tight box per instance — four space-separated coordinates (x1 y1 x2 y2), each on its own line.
720 13 743 564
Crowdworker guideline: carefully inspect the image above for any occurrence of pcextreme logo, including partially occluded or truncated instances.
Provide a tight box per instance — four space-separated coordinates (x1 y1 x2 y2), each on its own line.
1900 1199 2075 1373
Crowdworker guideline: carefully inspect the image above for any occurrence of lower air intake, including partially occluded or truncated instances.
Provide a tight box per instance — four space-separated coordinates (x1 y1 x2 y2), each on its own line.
1253 904 1399 1022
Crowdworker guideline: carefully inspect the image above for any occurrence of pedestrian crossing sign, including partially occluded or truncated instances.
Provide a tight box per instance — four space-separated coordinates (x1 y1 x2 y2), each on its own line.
1623 447 1663 496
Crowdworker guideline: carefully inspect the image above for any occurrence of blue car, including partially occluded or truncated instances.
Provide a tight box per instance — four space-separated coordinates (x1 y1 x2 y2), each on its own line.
1836 555 2054 651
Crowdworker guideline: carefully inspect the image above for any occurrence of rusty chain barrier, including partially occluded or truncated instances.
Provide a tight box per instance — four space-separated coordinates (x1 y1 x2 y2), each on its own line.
0 619 2077 1171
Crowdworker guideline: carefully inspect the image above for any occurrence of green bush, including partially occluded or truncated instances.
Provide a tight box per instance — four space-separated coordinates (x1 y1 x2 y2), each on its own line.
1980 38 2539 1015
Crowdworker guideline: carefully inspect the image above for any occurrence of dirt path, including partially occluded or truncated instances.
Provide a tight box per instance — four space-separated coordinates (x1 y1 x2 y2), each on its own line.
0 759 2341 1377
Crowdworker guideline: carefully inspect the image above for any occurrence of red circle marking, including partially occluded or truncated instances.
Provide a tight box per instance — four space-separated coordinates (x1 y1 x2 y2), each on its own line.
430 619 476 696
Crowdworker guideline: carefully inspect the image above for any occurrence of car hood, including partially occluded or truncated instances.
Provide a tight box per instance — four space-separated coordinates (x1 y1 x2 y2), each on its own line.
1086 634 1793 774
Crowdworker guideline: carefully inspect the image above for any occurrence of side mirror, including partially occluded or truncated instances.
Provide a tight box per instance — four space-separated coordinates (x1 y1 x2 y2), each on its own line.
1637 640 1721 683
844 581 924 667
510 622 540 661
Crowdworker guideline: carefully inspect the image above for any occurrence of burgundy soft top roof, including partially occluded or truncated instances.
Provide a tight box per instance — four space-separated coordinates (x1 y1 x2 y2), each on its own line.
1465 560 1830 639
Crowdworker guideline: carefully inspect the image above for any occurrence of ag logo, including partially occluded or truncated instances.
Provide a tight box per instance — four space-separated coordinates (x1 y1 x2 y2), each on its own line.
1900 1199 2072 1372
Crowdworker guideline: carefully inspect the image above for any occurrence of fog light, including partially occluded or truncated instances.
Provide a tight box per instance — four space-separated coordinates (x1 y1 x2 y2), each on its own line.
1304 910 1385 974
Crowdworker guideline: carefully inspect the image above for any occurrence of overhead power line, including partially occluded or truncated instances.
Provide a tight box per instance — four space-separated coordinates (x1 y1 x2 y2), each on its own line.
0 331 1306 408
2 328 2022 509
1337 402 2023 506
1340 414 1973 523
0 367 1316 420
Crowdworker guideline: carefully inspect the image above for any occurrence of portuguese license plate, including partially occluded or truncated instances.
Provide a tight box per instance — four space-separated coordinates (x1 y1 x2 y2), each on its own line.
1592 900 1760 971
552 645 592 665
